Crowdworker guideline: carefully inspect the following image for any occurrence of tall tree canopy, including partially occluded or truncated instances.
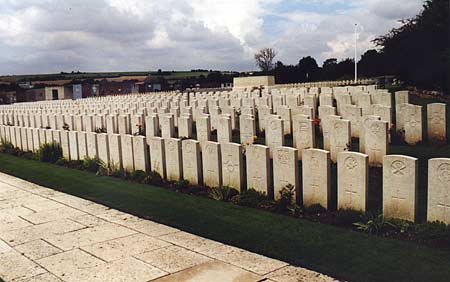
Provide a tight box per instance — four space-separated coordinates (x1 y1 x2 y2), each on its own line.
374 0 449 93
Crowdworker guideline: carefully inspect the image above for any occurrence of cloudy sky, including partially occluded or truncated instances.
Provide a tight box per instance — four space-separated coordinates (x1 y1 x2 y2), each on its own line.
0 0 424 75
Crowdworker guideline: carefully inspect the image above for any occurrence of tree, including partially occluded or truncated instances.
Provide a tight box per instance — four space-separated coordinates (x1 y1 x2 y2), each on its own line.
254 48 277 72
297 56 319 81
358 49 387 77
374 0 449 93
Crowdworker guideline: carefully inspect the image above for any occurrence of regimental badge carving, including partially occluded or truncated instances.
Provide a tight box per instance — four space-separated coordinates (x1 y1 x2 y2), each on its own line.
277 150 290 165
391 160 407 176
344 156 358 170
370 123 381 135
438 163 450 183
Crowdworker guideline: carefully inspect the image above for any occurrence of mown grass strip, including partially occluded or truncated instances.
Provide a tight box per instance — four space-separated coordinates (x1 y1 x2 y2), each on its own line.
0 153 449 282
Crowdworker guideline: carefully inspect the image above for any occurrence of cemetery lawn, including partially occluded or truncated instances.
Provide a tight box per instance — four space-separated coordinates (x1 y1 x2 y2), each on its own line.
0 153 449 282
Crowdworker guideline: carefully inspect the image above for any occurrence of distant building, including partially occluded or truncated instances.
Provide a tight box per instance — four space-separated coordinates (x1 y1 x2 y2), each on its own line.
16 88 45 102
98 79 139 96
72 84 82 99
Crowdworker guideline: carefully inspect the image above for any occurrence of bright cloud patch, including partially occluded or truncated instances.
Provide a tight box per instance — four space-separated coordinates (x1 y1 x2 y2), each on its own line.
0 0 423 74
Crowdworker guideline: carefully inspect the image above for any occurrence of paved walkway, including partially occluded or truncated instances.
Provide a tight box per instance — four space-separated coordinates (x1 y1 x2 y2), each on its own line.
0 172 336 282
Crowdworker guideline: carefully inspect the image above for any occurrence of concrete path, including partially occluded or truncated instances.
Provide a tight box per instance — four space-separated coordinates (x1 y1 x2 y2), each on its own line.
0 172 336 282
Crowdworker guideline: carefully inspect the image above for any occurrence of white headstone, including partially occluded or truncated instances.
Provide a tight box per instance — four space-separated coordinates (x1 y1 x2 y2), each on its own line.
383 155 418 222
338 152 369 211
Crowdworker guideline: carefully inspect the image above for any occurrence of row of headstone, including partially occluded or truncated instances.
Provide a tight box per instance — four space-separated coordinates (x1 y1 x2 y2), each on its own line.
1 124 448 224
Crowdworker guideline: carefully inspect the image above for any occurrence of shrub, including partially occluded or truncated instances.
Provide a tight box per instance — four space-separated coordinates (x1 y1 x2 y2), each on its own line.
83 157 101 173
37 142 62 163
209 186 239 202
414 221 450 242
0 138 15 154
304 204 326 215
130 170 147 183
67 160 84 170
147 171 164 186
231 189 269 208
333 209 364 227
354 212 394 235
174 180 190 191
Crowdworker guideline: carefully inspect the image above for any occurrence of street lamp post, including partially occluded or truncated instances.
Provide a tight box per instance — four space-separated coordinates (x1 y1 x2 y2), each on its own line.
354 23 358 84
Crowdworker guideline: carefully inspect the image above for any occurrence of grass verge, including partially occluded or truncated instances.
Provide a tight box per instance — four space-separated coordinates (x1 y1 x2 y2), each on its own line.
0 153 449 282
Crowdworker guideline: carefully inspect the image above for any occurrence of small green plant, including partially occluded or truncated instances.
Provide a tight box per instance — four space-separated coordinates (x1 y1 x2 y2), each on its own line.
231 189 269 208
209 186 239 202
97 161 123 177
37 142 62 163
274 184 295 213
304 204 326 215
83 157 102 173
354 212 394 235
388 218 414 234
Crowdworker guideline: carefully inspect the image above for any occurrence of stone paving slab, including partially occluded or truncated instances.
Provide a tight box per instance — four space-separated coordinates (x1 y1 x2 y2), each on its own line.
0 172 336 282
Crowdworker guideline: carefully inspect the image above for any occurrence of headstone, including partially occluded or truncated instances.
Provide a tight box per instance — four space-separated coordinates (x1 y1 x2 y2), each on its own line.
108 134 122 169
217 115 232 144
121 135 134 172
302 149 331 209
148 136 166 178
160 115 175 138
273 147 299 202
257 106 272 132
239 115 256 145
77 132 88 160
383 155 418 222
365 120 388 167
277 106 292 135
246 144 271 197
427 158 450 224
106 115 117 134
145 114 159 138
86 132 98 159
337 152 369 211
32 128 40 151
117 115 129 135
292 117 315 160
372 104 392 128
196 115 211 147
221 143 244 192
265 117 284 157
427 103 446 143
330 119 351 163
68 131 78 161
164 138 182 181
178 115 192 138
182 139 202 185
403 105 423 145
395 91 409 105
360 115 381 153
97 133 110 165
133 136 148 172
341 105 362 138
202 141 222 187
322 115 341 151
